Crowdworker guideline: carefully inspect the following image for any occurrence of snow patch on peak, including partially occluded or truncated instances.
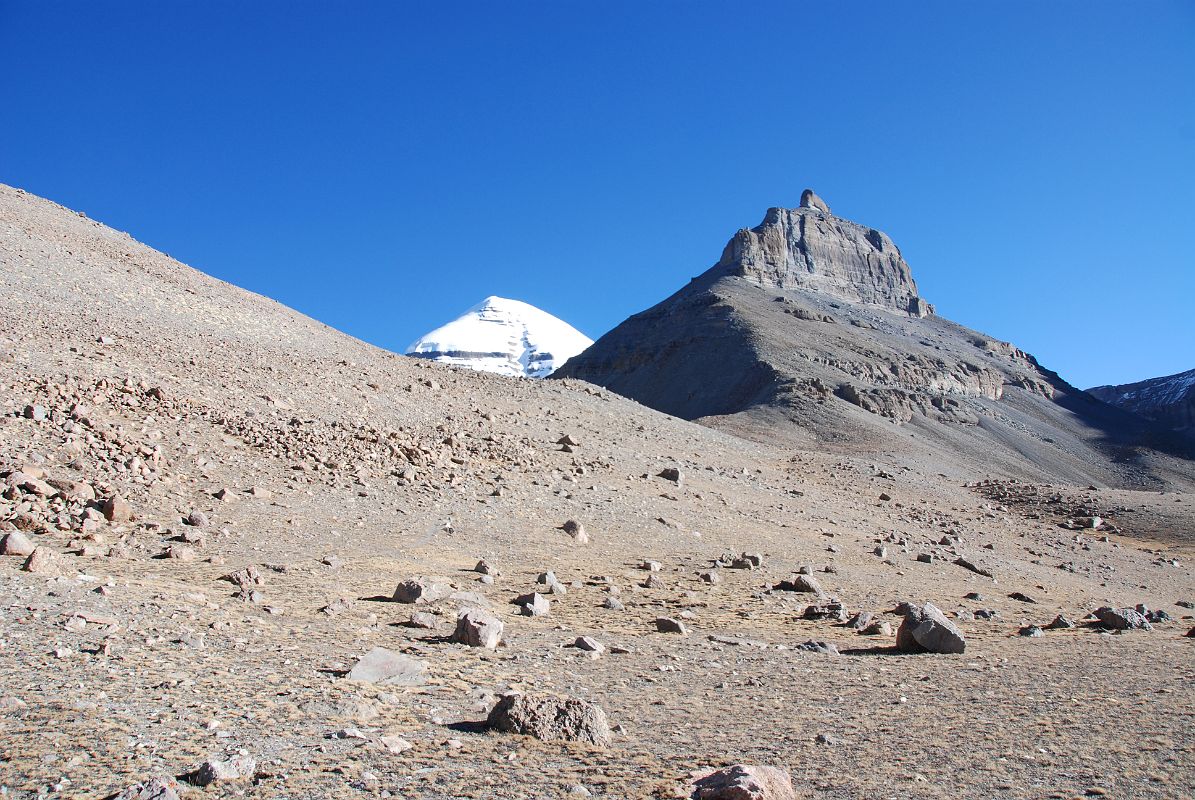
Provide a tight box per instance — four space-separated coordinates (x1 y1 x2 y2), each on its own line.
405 296 593 379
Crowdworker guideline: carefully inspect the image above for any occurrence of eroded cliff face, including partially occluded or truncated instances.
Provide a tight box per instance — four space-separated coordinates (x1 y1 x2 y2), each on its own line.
713 192 933 318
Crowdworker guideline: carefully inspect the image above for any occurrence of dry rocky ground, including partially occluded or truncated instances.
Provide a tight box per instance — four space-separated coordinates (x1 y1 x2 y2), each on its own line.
0 184 1192 799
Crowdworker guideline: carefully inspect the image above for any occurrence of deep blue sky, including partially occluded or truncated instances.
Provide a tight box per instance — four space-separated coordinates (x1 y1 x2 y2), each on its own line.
2 2 1192 388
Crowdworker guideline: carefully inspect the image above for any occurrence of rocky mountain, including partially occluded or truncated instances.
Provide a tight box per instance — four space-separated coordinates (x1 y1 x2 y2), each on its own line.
2 182 1193 799
555 190 1194 488
1088 368 1195 436
406 295 592 378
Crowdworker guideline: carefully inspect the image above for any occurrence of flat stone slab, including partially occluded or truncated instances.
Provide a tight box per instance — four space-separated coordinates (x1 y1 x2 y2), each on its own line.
347 646 427 686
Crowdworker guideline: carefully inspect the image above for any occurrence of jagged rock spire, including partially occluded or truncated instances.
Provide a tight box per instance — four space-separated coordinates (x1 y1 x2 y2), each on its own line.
799 189 831 214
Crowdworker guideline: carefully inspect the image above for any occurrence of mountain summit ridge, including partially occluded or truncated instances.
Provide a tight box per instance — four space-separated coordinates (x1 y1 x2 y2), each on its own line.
709 189 933 318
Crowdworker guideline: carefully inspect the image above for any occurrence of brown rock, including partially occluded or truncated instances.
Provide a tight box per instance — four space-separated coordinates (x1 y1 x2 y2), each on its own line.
691 764 796 800
1 531 36 557
486 692 612 746
102 496 134 523
22 546 63 575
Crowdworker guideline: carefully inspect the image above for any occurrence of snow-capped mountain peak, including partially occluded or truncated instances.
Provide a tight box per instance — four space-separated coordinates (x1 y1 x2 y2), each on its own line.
405 296 593 379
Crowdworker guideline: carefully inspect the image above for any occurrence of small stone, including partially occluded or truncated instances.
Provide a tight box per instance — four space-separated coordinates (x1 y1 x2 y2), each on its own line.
24 404 48 421
916 553 934 564
1045 614 1076 630
846 611 874 630
873 546 888 558
113 777 181 800
380 735 412 754
1018 625 1044 637
603 596 625 611
561 520 588 544
955 558 994 578
657 467 682 483
640 560 662 572
221 565 265 588
655 616 687 635
878 492 892 502
574 636 605 653
795 639 839 655
861 620 892 636
319 597 353 615
486 692 611 747
642 574 666 589
474 559 498 576
186 510 208 527
1008 592 1038 604
700 570 722 585
164 545 195 561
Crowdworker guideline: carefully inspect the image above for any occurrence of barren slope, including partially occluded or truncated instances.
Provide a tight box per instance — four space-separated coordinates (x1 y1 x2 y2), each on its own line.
0 184 1192 800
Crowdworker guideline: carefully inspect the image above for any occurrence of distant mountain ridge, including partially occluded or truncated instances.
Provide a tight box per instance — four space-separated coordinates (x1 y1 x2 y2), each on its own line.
406 296 592 379
1088 369 1195 436
554 189 1194 488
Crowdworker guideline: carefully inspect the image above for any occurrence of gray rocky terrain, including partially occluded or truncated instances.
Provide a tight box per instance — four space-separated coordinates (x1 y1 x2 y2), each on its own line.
554 191 1195 490
1088 369 1195 441
0 183 1192 799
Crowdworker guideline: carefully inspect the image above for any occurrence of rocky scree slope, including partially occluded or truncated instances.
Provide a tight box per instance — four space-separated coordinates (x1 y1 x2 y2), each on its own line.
1 183 1193 800
554 190 1194 489
1088 368 1195 439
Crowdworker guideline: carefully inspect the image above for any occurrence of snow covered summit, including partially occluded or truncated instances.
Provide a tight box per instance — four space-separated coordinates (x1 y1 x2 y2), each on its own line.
405 296 593 379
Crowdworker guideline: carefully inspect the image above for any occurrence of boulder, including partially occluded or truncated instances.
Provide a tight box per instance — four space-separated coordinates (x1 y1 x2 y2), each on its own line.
393 576 451 604
347 646 427 686
774 575 824 595
486 692 612 747
514 592 550 617
896 602 966 654
691 764 797 800
186 756 256 786
22 546 63 575
655 616 688 635
1093 607 1152 631
102 496 134 523
1 531 36 557
452 608 503 649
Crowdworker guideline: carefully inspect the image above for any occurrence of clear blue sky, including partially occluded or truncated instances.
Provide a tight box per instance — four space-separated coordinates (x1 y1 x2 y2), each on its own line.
2 1 1192 389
